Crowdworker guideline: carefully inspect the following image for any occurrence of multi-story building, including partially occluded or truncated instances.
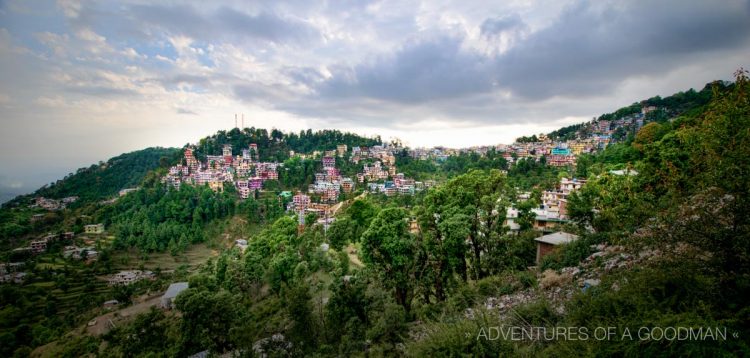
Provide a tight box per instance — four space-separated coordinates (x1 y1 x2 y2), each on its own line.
30 239 47 253
85 223 105 234
222 144 233 165
337 144 348 157
547 154 576 167
341 178 355 193
108 270 154 285
292 193 311 213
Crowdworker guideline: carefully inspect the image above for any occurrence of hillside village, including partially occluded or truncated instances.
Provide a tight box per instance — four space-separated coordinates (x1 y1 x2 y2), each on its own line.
7 102 663 288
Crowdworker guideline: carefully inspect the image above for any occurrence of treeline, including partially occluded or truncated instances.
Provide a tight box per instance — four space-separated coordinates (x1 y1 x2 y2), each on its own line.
395 149 510 181
547 122 585 141
102 182 282 254
104 185 236 252
192 128 381 163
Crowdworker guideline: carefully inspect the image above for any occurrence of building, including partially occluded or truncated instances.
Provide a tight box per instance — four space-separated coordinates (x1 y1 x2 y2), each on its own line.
160 282 189 309
337 144 348 157
322 156 336 169
292 193 311 212
222 144 233 165
85 223 105 234
235 239 248 252
559 178 586 193
341 178 355 193
30 239 47 253
108 270 154 285
534 232 579 264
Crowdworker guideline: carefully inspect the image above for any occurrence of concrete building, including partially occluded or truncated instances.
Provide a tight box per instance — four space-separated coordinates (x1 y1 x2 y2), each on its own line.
160 282 189 309
108 270 154 285
30 239 47 253
85 223 105 234
534 232 579 264
337 144 348 157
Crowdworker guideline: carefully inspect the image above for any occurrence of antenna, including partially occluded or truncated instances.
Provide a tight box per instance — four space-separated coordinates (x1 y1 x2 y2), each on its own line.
234 114 238 129
242 113 244 129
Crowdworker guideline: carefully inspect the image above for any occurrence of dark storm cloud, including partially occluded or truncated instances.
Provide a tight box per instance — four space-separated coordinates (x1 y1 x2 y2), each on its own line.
128 4 321 45
319 35 494 103
306 0 750 108
494 0 750 99
480 14 526 37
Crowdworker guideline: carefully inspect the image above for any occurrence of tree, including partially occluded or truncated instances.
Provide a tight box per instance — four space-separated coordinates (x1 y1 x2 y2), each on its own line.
361 207 418 312
284 284 318 353
175 289 239 355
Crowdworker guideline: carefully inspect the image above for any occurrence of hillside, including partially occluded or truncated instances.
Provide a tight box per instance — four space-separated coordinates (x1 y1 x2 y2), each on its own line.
546 81 722 142
2 147 181 208
191 127 382 162
1 73 749 357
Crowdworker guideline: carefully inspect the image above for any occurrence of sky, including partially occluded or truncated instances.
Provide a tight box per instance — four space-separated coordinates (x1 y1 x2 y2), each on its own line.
1 0 749 200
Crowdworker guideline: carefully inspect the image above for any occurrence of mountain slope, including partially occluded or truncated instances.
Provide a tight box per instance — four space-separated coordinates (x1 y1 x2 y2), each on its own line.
2 147 181 208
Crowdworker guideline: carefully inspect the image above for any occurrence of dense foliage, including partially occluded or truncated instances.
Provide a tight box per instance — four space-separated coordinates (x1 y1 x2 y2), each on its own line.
192 127 381 162
4 147 180 207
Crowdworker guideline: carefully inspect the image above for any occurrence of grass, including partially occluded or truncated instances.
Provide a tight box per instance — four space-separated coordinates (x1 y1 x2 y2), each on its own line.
111 244 218 271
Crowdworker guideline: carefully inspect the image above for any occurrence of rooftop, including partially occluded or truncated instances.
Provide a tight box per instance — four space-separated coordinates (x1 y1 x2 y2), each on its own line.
163 282 189 299
534 232 579 246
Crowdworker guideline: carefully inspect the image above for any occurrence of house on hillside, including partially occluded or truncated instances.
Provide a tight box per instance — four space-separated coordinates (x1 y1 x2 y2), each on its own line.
108 270 154 285
160 282 189 309
85 223 105 234
534 232 579 265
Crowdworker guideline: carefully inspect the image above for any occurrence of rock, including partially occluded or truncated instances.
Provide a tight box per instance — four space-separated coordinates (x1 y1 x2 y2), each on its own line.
561 266 581 276
583 279 600 287
586 251 606 261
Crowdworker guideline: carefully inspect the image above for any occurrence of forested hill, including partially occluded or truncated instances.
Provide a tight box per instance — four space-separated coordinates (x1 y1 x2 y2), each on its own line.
1 128 379 208
2 147 180 208
191 127 382 162
546 80 725 141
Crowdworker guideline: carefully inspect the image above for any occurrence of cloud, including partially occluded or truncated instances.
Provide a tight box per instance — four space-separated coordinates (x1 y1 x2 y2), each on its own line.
176 107 198 115
492 0 750 99
128 4 322 45
318 34 493 103
480 14 526 37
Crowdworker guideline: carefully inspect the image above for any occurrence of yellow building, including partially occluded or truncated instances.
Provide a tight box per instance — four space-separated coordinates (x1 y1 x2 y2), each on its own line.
208 181 224 193
569 142 587 155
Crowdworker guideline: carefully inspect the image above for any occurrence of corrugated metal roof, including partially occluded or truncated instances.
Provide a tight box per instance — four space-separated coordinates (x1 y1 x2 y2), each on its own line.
534 232 579 246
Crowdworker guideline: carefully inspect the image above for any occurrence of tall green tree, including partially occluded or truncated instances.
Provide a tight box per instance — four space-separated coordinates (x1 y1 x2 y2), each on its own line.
361 207 418 312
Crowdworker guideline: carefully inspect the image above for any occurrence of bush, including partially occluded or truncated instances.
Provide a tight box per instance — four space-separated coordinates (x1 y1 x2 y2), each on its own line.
405 312 518 357
540 235 598 271
539 269 572 289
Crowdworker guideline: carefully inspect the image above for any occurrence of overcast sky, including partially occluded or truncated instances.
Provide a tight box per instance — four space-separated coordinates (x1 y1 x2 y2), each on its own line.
1 0 749 199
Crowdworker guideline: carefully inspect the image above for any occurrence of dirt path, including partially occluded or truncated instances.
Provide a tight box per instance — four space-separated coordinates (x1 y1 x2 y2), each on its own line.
345 244 364 268
331 191 367 216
